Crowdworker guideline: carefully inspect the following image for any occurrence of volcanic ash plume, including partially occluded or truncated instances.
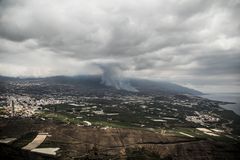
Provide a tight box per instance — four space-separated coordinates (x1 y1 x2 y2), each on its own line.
98 64 138 92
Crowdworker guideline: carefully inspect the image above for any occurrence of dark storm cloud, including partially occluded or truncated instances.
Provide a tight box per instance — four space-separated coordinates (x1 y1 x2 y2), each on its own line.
191 53 240 75
0 0 239 92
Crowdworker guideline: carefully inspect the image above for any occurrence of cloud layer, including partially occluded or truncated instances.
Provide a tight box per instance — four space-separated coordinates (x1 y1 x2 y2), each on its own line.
0 0 239 92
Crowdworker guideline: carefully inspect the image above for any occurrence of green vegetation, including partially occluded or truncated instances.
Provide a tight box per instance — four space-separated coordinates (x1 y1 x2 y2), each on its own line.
171 127 239 143
38 110 240 144
171 127 203 137
39 110 147 130
39 111 82 124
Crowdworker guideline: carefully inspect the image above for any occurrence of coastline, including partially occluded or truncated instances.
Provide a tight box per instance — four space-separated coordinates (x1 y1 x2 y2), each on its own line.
200 93 240 116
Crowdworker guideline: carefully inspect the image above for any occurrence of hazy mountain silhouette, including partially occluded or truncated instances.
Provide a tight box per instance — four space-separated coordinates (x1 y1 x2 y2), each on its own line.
0 75 202 95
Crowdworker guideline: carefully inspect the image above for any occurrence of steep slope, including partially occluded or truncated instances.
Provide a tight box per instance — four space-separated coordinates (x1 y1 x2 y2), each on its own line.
0 119 239 160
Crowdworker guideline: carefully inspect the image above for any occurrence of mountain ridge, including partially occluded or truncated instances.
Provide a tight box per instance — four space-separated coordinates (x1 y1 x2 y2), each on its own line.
0 75 202 95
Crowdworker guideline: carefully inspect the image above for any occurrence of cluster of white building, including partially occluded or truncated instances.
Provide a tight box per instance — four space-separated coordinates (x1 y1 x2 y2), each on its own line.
36 98 65 106
0 95 64 118
186 113 220 125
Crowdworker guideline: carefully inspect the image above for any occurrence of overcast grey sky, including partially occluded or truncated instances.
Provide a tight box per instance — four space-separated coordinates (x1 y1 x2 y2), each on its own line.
0 0 239 93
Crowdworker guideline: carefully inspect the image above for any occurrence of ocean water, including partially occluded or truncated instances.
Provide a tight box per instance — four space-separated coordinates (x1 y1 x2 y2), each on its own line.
201 93 240 116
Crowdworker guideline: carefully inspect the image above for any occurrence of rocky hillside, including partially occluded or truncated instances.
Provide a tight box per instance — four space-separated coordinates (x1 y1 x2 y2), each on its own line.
0 119 239 160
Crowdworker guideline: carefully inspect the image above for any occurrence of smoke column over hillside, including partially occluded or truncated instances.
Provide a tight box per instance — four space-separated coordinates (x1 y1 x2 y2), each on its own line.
97 63 138 92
